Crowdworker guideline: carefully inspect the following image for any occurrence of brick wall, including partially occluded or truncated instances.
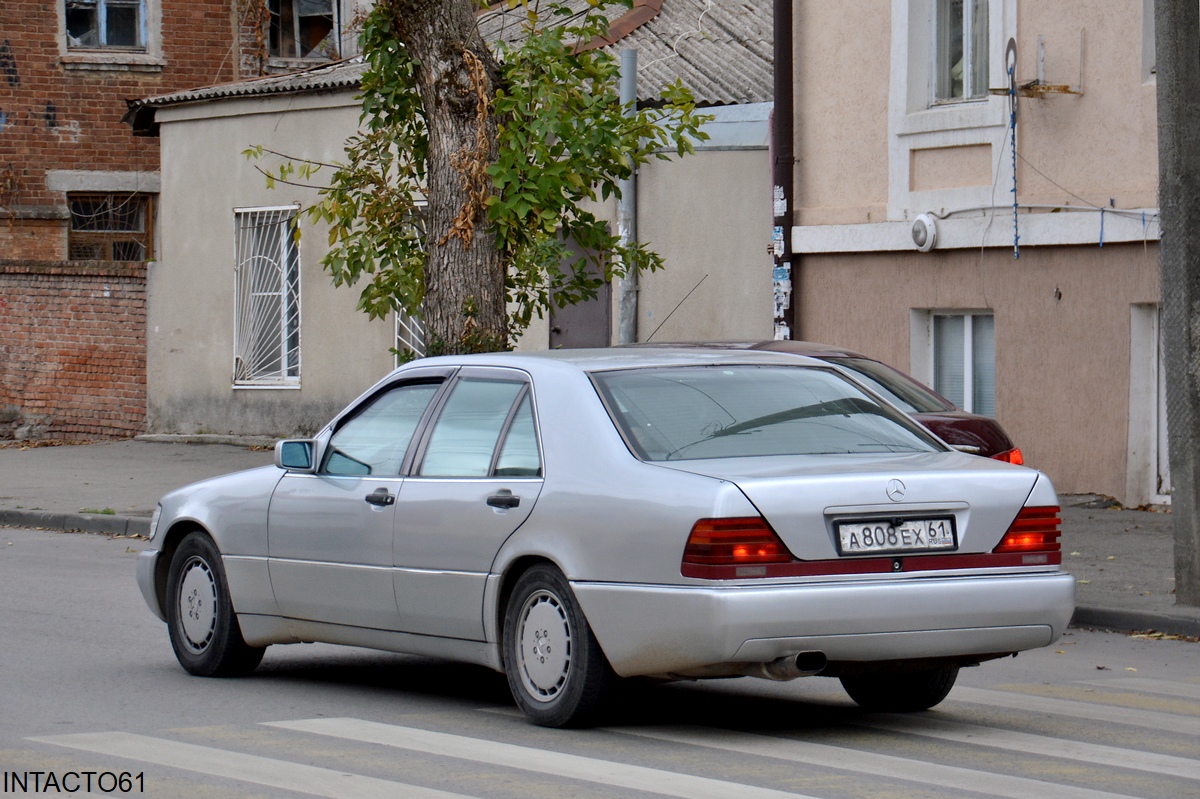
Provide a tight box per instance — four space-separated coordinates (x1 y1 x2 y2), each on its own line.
0 1 244 257
0 260 146 440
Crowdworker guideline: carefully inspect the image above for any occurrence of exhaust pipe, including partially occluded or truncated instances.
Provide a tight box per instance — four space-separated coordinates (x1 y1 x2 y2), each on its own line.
744 651 827 681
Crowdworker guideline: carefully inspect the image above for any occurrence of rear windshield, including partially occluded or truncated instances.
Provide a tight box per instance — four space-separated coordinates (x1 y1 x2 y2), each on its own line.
593 365 943 461
826 357 954 414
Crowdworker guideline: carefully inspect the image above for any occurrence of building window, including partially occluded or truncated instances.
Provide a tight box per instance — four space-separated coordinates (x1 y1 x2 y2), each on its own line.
932 312 995 415
68 193 153 261
934 0 989 102
269 0 336 60
66 0 145 50
233 207 301 387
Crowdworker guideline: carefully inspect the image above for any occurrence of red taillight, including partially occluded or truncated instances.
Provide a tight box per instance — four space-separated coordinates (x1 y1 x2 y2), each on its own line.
994 506 1061 562
682 517 793 566
991 447 1024 465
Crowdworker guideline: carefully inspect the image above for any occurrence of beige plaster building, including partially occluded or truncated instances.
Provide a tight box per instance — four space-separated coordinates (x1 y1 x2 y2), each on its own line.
786 0 1164 505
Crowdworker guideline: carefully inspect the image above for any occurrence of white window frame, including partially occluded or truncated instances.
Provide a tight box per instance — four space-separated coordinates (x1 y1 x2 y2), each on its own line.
933 0 990 103
911 309 995 415
233 206 302 389
58 0 163 70
887 0 1014 220
268 0 340 62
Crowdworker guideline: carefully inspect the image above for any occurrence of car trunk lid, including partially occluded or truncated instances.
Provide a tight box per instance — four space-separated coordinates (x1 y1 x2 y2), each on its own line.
656 452 1038 561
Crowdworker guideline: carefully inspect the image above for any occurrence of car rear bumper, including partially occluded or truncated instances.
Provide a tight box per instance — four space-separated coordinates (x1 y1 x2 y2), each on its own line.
136 549 166 622
572 571 1075 677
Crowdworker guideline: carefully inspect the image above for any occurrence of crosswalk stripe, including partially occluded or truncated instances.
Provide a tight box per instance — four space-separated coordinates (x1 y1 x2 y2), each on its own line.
952 687 1200 736
29 731 477 799
856 715 1200 781
266 717 818 799
1077 677 1200 701
622 726 1142 799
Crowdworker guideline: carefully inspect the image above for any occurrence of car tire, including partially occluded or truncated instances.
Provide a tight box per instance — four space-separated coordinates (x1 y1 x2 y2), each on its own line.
503 564 614 727
840 665 959 712
165 532 265 677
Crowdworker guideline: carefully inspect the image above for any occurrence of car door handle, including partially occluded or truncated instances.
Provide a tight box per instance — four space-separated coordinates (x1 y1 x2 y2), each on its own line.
487 491 520 509
364 488 395 507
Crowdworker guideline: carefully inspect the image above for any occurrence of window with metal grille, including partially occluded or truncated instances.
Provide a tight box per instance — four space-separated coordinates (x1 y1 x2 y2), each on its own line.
268 0 336 59
68 193 153 261
66 0 146 50
233 207 301 387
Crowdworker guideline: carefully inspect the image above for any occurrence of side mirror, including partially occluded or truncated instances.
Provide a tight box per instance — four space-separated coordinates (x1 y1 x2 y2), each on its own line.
275 439 316 473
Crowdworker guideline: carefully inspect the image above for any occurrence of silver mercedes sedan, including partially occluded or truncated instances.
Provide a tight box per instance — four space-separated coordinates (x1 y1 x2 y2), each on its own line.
136 348 1074 727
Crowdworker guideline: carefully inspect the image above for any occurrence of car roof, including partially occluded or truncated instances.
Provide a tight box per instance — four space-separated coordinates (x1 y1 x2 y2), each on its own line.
394 347 828 376
623 340 871 359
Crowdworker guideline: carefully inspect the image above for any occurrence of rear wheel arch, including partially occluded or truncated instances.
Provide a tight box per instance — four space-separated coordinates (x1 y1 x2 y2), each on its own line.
495 555 558 659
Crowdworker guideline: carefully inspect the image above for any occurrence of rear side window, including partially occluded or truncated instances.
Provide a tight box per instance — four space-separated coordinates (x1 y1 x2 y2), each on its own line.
829 357 955 414
419 379 540 478
593 365 942 461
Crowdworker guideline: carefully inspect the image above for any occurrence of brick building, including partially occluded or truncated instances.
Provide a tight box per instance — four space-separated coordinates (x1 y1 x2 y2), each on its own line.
0 0 364 440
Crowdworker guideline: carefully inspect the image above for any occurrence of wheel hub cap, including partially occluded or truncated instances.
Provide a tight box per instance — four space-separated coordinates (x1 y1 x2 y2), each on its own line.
517 591 571 702
178 557 217 653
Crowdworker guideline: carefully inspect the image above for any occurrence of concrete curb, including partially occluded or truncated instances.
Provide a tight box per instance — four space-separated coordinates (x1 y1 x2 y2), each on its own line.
136 433 278 448
0 509 150 537
1070 606 1200 638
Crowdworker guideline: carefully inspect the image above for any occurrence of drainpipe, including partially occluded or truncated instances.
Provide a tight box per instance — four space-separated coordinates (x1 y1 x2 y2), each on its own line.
772 0 795 339
617 49 639 344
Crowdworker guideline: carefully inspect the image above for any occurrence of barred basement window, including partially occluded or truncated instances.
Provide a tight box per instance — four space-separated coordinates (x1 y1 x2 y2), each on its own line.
233 207 301 387
66 0 147 50
68 193 153 261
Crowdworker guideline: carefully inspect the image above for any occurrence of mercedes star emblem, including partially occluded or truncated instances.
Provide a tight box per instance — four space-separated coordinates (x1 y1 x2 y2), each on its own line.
886 479 906 502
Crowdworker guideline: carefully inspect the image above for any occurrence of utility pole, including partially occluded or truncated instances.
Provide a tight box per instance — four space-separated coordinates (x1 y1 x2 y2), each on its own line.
1155 0 1200 605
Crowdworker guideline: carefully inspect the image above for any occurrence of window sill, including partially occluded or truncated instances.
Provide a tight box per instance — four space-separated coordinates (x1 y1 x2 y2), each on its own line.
232 382 302 390
895 97 1004 137
62 52 165 73
265 56 335 73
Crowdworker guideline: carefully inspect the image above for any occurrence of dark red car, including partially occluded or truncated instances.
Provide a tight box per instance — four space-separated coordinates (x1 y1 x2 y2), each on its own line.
635 340 1023 464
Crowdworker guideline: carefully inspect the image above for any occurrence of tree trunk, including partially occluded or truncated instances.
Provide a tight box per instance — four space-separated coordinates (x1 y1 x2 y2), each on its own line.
1155 0 1200 605
391 0 507 353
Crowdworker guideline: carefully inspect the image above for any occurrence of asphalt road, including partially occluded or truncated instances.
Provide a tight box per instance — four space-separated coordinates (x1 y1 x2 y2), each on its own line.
2 526 1199 798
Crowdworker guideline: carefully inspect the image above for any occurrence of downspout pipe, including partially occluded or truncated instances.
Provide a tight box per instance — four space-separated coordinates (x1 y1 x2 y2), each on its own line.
772 0 795 339
617 49 639 344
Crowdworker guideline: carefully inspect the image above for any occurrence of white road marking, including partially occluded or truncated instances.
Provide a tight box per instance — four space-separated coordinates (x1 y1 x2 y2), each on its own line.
951 687 1200 736
1077 677 1200 702
857 715 1200 781
266 717 819 799
29 731 476 799
622 726 1143 799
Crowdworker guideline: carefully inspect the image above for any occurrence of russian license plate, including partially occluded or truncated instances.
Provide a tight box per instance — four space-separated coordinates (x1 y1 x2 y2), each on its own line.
836 517 956 555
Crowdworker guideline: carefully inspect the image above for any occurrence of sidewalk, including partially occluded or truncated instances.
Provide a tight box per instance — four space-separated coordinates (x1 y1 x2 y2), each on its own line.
2 438 1198 637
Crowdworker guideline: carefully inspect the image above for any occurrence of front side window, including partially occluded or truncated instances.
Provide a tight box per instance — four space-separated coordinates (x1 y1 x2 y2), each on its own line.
933 313 995 415
269 0 336 60
324 383 441 476
595 366 942 462
233 207 301 387
934 0 989 102
68 193 153 261
66 0 145 50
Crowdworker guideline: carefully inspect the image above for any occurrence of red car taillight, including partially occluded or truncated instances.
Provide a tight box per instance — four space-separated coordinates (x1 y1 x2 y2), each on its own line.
682 517 793 575
993 506 1061 564
991 447 1024 465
